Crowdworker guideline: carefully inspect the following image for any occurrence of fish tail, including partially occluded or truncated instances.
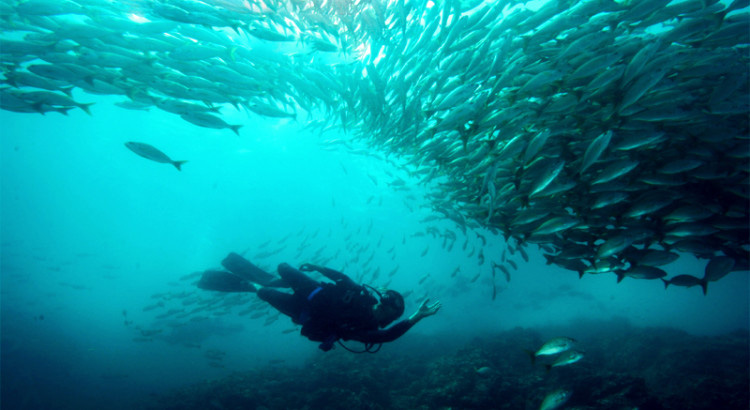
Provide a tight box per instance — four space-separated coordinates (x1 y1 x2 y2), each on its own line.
79 102 94 115
230 125 242 136
701 278 708 296
173 160 188 171
544 364 552 373
661 278 669 290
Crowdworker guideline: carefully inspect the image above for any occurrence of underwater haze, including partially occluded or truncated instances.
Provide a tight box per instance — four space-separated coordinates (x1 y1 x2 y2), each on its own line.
2 0 750 409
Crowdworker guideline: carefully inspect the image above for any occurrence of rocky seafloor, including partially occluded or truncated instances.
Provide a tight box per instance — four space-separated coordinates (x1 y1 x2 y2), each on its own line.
147 319 749 410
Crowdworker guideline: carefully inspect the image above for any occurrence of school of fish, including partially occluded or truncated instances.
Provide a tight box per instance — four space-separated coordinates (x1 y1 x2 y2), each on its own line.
1 0 748 289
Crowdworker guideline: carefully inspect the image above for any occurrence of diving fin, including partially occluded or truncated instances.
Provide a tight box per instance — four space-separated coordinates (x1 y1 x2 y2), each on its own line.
221 252 280 287
197 270 256 293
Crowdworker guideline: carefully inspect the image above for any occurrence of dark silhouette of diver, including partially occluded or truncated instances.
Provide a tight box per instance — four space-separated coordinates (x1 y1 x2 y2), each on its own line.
197 252 441 352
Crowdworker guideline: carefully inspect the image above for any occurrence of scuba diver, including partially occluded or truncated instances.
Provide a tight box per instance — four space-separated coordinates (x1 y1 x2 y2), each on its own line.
197 252 441 352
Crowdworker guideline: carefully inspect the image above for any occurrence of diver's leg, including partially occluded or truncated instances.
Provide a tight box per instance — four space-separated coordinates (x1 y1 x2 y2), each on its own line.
277 263 319 294
257 288 303 321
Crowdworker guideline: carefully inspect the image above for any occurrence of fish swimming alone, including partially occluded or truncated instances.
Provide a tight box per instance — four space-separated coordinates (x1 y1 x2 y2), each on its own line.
124 142 187 171
475 366 492 375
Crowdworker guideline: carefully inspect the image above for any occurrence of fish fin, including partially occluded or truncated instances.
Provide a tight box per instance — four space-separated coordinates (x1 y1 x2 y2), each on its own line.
230 125 242 136
173 160 188 171
31 102 46 114
661 278 669 289
616 271 624 283
701 279 708 296
60 86 75 97
56 106 73 116
542 254 555 265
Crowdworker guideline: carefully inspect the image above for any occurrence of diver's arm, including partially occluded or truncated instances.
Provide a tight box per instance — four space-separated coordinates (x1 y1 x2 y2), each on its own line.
353 299 442 344
355 320 415 343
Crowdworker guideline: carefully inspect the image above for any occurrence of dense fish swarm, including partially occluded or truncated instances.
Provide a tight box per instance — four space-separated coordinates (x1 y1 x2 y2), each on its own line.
1 0 748 286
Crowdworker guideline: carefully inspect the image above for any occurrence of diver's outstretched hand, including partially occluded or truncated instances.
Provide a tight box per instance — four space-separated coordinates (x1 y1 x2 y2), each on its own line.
409 298 441 324
418 298 441 318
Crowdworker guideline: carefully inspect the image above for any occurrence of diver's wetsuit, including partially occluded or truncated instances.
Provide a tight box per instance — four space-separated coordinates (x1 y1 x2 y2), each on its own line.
258 263 415 351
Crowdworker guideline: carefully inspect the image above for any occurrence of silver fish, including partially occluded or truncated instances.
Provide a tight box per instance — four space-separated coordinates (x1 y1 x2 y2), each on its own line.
125 142 187 171
540 389 572 410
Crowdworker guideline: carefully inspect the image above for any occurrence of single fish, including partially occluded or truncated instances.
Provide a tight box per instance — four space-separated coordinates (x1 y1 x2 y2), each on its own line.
580 130 613 175
635 250 680 267
475 366 492 375
527 337 576 365
662 274 708 295
540 389 572 410
616 265 667 282
545 350 584 372
124 142 187 171
180 112 242 135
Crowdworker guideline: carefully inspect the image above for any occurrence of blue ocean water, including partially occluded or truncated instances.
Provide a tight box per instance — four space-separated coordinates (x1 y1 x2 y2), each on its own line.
2 0 749 409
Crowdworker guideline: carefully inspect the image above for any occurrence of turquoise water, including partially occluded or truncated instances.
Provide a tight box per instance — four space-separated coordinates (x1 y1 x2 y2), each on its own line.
3 89 748 409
